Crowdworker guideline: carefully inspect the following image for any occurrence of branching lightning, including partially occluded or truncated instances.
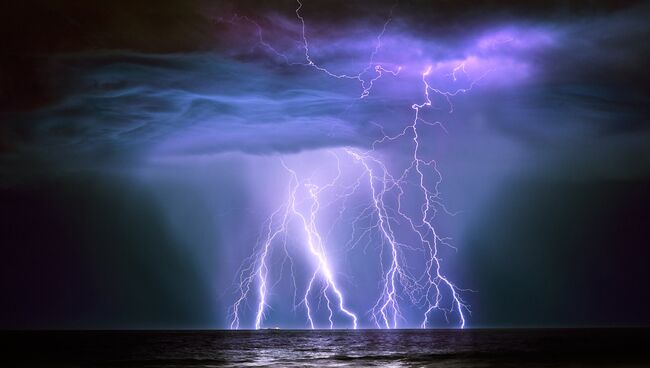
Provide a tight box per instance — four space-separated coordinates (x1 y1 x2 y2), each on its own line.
228 0 485 329
229 157 358 329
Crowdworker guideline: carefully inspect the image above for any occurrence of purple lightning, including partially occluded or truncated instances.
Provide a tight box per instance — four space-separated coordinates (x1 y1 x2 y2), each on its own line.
229 157 358 329
295 0 401 99
228 0 486 329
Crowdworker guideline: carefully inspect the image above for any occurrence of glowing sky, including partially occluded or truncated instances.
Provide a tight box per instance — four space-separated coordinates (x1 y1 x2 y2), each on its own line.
1 0 649 329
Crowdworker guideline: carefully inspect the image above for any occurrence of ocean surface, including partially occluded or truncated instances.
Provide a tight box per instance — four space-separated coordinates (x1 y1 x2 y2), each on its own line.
2 329 649 367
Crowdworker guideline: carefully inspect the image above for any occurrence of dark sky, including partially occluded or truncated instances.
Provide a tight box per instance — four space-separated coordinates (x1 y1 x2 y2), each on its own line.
1 0 649 329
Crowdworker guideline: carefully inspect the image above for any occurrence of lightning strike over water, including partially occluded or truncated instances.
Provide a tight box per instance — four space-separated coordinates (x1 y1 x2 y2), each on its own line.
229 0 487 330
2 0 649 365
230 157 358 330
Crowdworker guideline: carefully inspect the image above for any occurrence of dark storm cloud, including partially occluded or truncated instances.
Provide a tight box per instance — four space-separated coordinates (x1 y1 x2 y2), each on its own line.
1 0 650 330
1 0 649 173
4 52 360 165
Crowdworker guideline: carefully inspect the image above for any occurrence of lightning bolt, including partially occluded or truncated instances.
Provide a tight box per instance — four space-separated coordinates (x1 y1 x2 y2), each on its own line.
296 0 401 99
229 0 484 329
229 157 358 329
284 161 358 329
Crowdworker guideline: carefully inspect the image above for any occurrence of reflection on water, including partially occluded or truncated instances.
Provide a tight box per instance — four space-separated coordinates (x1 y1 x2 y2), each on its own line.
3 329 649 367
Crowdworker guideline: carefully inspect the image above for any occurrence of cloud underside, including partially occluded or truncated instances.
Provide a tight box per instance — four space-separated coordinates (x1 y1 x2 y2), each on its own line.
2 2 649 170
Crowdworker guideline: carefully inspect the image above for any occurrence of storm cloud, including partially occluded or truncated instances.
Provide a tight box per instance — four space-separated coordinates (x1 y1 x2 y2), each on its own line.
1 0 649 329
2 0 649 175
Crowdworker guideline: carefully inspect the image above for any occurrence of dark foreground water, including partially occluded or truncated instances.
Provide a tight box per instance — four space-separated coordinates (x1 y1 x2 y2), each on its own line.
2 329 649 367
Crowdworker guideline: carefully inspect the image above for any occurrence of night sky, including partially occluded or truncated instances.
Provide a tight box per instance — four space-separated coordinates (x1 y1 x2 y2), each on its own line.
1 0 650 329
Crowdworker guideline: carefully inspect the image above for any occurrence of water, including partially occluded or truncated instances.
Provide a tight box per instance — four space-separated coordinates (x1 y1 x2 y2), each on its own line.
3 329 649 367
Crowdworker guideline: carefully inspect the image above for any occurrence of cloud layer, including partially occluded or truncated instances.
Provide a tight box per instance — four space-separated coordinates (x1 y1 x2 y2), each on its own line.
1 1 649 175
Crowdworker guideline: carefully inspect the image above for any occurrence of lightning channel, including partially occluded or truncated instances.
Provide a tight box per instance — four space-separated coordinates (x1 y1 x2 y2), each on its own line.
229 0 483 329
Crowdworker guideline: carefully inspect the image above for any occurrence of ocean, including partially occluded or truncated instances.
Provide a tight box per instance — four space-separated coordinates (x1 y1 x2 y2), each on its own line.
2 328 649 367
